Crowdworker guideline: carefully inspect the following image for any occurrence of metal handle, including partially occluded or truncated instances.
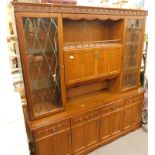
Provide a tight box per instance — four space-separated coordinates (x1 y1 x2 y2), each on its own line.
69 55 74 59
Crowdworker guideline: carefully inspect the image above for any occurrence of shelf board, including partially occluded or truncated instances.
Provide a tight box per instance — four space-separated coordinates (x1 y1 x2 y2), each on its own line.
26 49 51 55
64 40 121 50
30 79 55 91
123 67 138 72
34 101 62 117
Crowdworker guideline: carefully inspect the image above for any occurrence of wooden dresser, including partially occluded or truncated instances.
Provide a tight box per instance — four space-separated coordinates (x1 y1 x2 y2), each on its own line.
13 2 147 155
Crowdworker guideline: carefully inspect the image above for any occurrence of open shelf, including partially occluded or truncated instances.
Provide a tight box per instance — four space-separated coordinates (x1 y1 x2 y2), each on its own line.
63 39 121 50
63 18 124 46
34 101 63 117
31 79 55 91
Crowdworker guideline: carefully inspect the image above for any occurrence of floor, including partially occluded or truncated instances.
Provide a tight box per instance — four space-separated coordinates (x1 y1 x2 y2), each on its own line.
88 128 148 155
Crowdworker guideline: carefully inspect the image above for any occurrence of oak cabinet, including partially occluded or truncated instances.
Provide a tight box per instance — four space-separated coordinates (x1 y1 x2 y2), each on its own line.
13 2 147 155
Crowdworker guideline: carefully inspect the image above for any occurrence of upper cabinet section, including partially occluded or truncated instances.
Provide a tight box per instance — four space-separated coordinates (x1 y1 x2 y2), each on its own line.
16 13 65 119
13 2 147 119
62 17 123 86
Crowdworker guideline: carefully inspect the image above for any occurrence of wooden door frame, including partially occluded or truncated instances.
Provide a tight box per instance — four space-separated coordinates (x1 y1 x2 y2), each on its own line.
119 16 146 93
15 12 66 120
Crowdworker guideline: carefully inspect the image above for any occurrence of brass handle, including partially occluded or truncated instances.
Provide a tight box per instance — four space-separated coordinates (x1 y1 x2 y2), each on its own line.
69 55 74 59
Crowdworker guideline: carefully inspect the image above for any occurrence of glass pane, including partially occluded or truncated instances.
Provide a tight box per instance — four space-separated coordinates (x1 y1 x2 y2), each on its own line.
122 19 144 90
22 17 62 116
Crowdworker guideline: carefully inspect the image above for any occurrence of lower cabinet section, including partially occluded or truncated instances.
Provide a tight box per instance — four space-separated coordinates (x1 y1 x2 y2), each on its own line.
123 102 142 131
32 93 144 155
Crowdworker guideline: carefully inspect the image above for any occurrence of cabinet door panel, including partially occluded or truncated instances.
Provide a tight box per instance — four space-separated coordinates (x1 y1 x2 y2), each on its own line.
52 131 71 155
109 47 122 74
71 124 86 153
35 137 53 155
121 19 145 90
96 49 109 75
100 113 112 141
132 103 141 125
123 106 133 131
17 13 64 119
86 117 100 147
35 129 71 155
112 109 122 135
65 51 95 85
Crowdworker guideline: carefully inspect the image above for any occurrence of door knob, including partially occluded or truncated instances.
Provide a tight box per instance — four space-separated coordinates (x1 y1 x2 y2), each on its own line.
69 55 74 59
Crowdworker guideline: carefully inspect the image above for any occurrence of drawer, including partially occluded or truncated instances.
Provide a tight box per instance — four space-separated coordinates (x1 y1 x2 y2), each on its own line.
33 119 70 139
101 100 124 115
71 113 86 126
125 94 143 107
71 109 100 126
85 109 100 120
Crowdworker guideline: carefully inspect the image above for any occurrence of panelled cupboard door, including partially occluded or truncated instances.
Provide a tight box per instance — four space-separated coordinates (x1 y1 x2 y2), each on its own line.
86 117 100 147
100 107 123 142
100 113 112 141
96 49 109 75
111 109 123 136
132 102 142 126
71 116 100 154
122 105 133 131
35 129 72 155
64 51 95 85
71 123 86 154
108 47 122 74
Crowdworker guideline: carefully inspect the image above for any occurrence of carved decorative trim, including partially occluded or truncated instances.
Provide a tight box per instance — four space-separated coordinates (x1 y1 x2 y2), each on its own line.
63 40 121 50
13 2 148 16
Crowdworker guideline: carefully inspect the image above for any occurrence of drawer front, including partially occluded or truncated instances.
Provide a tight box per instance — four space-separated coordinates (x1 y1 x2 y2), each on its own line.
85 109 100 120
71 109 100 126
33 119 70 139
125 93 144 107
101 101 124 115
